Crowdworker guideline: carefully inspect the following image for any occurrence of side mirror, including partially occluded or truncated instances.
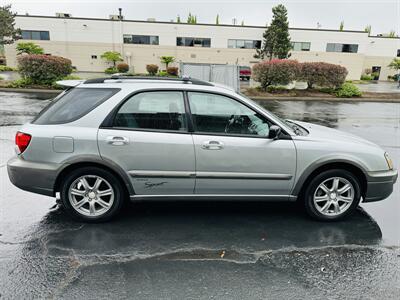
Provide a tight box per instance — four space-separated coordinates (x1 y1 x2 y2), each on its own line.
269 125 282 140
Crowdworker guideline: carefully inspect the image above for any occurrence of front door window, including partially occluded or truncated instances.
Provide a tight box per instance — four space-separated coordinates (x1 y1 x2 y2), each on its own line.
188 92 271 137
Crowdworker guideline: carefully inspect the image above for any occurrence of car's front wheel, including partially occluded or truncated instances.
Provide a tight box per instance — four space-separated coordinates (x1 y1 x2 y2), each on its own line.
60 167 125 222
304 169 362 221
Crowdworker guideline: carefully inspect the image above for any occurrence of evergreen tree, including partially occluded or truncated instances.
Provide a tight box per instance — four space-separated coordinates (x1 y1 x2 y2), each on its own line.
255 4 291 60
339 21 344 31
176 15 181 23
216 14 219 25
187 13 197 24
364 25 371 35
0 5 21 46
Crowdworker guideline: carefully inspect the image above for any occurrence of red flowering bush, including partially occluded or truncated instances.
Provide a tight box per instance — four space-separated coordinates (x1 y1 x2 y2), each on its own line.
116 62 129 73
17 54 72 84
166 67 179 76
299 62 348 89
146 64 159 75
252 59 300 90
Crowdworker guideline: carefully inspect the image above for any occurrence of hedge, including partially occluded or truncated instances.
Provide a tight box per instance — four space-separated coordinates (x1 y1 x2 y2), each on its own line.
117 62 129 73
166 66 179 76
252 59 300 90
17 54 72 85
299 62 348 89
146 64 159 75
252 60 348 90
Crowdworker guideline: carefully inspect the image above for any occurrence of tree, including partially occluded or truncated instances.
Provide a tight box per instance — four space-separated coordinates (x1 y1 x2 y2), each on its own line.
364 25 371 35
388 58 400 71
16 42 44 55
255 4 291 60
241 20 244 26
216 14 219 25
160 56 175 69
339 21 344 31
176 15 181 23
187 13 197 24
388 30 398 38
0 5 21 46
100 51 122 67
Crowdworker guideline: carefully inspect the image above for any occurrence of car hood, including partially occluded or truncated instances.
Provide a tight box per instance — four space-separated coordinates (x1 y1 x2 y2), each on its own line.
291 120 380 148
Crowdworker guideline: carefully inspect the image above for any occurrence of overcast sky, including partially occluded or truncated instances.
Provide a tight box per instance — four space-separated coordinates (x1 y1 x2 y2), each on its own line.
1 0 399 35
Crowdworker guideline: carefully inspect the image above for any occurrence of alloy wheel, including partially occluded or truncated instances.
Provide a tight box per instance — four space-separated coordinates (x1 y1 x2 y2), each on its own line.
68 175 114 217
313 177 355 217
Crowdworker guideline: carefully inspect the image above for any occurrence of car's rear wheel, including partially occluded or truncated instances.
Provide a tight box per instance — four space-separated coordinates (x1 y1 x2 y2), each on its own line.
304 169 362 221
60 167 125 222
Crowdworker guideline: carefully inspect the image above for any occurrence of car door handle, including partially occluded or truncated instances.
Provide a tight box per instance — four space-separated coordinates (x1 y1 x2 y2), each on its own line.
202 140 224 150
106 136 129 146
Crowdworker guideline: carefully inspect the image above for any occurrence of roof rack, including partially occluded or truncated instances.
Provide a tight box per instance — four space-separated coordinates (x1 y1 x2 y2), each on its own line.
83 76 214 86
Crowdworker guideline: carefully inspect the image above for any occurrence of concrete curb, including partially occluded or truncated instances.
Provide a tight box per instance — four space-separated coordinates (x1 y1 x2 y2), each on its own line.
0 87 62 97
248 96 400 103
0 87 399 103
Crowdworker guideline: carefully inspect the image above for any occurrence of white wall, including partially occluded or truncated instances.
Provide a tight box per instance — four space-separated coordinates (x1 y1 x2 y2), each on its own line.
6 15 399 79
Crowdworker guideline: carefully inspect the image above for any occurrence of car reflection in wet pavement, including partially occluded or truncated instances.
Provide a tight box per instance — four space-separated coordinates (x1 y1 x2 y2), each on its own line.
0 92 399 299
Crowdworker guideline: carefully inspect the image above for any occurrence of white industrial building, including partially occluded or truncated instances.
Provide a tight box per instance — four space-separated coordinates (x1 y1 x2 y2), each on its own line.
3 14 400 80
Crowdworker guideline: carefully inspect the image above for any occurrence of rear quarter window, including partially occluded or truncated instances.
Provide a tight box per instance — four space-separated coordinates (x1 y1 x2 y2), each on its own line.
33 88 120 125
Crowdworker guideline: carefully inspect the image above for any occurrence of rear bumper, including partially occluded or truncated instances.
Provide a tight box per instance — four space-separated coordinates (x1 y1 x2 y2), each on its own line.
364 169 398 202
7 156 60 197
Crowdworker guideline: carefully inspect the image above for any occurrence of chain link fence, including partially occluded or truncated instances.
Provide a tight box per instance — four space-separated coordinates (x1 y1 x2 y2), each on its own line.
179 63 240 91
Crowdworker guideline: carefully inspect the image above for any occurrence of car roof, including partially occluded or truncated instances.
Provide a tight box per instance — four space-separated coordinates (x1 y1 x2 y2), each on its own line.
57 76 237 94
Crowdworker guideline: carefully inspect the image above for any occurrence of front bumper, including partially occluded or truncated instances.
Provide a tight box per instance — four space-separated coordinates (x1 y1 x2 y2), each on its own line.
7 156 60 197
364 169 398 202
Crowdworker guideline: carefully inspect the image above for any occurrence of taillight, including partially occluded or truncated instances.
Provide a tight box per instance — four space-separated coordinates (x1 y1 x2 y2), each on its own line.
15 131 31 154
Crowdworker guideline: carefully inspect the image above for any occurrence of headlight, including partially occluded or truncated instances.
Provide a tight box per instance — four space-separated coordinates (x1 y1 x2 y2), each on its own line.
384 152 393 170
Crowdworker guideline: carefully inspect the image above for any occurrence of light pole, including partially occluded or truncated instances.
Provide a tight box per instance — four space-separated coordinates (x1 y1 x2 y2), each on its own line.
119 8 124 59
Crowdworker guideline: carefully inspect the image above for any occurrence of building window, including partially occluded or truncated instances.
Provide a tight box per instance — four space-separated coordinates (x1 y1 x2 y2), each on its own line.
91 55 97 59
228 39 261 49
123 35 159 45
326 43 358 53
291 42 311 51
177 37 211 47
21 30 50 40
397 49 400 57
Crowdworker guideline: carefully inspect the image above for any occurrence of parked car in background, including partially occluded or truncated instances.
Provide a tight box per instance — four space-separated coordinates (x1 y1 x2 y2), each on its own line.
239 66 251 81
7 76 397 222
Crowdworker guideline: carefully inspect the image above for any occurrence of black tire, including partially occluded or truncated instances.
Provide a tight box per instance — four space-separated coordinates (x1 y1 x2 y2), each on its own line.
303 169 362 221
60 166 125 222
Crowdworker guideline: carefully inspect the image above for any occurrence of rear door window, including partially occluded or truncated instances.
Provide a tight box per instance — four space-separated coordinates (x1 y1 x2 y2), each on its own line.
33 88 120 124
113 91 187 132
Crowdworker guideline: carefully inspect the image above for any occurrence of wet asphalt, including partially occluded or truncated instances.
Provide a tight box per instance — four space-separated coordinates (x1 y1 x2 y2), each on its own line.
0 92 399 299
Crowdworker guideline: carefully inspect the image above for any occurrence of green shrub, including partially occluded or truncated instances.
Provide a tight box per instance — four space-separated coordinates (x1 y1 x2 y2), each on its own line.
104 67 118 74
0 65 15 72
158 70 168 77
16 42 44 55
266 86 288 93
335 82 362 98
299 62 348 89
146 64 159 75
166 66 179 76
252 59 300 90
360 74 373 80
370 72 379 79
317 87 335 94
17 54 72 85
116 62 129 73
7 78 33 88
0 75 4 81
62 74 82 80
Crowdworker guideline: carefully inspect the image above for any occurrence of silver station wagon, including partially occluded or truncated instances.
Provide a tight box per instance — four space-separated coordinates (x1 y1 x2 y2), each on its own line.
7 76 397 222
